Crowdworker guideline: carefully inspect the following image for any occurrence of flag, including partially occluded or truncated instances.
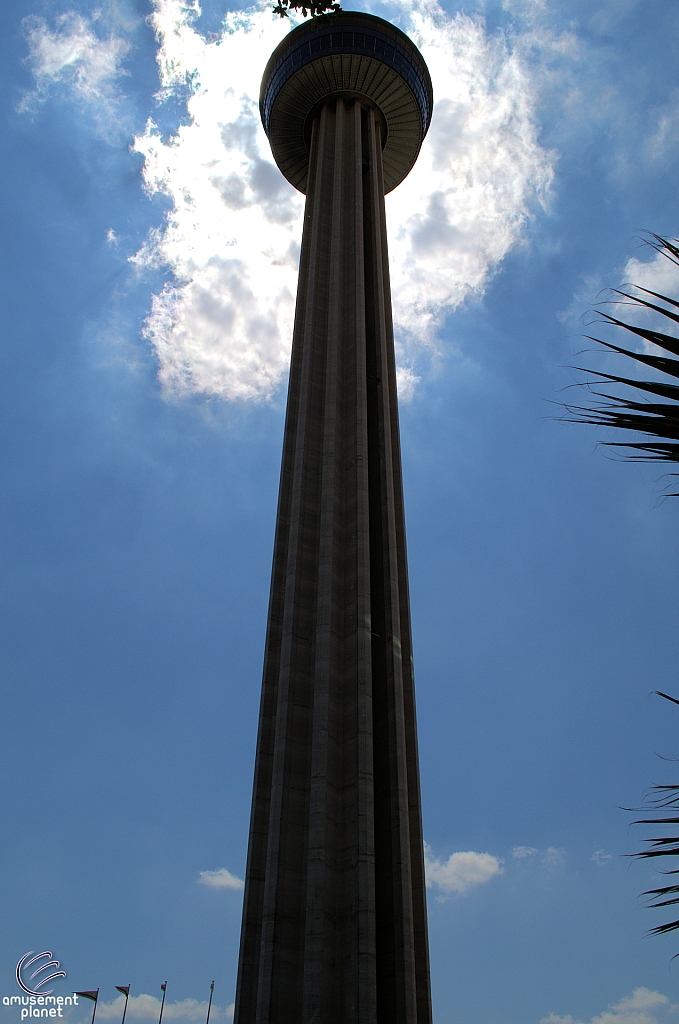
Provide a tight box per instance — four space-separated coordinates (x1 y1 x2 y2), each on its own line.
157 982 167 1024
76 989 99 1024
116 985 130 1024
205 981 214 1024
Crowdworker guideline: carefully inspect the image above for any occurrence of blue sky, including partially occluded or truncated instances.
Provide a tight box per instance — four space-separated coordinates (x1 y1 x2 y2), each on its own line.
1 0 679 1022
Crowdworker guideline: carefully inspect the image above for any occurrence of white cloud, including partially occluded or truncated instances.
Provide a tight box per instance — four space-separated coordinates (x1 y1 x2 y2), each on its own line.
512 844 565 868
591 849 613 867
384 1 554 353
541 987 675 1024
424 842 503 896
96 996 234 1022
618 245 679 355
622 247 679 306
542 846 565 869
561 238 679 361
614 991 672 1014
646 89 679 163
586 243 679 357
20 10 130 126
395 365 422 403
22 1 553 400
131 2 300 400
513 845 540 859
128 0 553 401
198 866 245 889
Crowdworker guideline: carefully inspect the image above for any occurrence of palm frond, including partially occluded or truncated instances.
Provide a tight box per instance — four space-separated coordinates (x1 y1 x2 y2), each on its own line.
629 693 679 945
562 235 679 492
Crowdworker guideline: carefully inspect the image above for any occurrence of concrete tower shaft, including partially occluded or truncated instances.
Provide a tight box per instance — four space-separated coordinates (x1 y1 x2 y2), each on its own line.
234 16 433 1024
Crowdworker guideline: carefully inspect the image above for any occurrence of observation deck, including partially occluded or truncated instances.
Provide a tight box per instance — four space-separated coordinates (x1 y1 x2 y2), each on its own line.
260 11 434 194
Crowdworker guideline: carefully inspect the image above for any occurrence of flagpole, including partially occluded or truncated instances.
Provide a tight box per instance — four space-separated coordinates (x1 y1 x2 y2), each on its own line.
75 989 98 1024
115 986 130 1024
205 982 214 1024
158 982 167 1024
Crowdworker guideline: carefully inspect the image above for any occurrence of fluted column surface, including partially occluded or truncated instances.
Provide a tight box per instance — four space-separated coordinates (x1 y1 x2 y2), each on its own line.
234 98 431 1024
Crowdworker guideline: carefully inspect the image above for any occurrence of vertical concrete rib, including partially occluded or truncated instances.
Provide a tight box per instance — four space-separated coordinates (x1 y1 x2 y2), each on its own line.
234 97 431 1024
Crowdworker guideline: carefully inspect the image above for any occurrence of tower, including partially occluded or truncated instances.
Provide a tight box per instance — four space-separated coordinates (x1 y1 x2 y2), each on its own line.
234 14 433 1024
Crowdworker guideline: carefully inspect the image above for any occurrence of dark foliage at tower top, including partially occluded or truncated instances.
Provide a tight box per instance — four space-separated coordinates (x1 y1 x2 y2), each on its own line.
272 0 341 18
562 234 679 496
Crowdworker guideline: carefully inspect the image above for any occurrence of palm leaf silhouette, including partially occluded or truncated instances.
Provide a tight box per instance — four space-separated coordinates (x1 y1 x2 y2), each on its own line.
628 693 679 945
562 234 679 495
564 242 679 942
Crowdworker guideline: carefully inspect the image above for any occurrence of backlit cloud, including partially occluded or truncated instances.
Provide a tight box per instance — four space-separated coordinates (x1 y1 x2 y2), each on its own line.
21 0 554 401
131 0 553 400
131 2 299 401
384 0 554 355
424 842 503 896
